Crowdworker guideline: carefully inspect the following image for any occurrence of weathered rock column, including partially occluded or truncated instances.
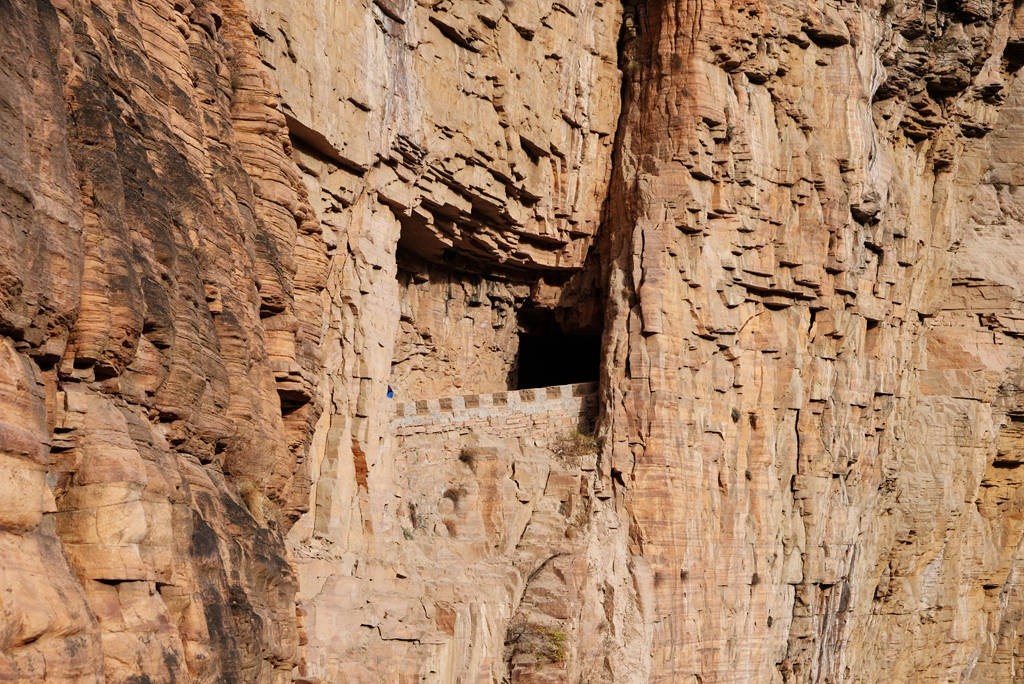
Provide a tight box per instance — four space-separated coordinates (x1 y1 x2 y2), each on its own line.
601 0 1024 680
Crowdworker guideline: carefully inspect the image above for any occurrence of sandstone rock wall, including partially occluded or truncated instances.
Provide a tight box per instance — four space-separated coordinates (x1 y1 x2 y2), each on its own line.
601 0 1024 679
6 0 1024 680
247 0 620 273
391 256 527 398
262 1 627 680
1 0 325 679
292 381 636 681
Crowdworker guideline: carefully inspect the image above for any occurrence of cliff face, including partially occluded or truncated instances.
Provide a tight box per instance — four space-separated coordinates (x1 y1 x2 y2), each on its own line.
4 0 1024 681
604 0 1024 679
0 0 322 680
246 1 631 679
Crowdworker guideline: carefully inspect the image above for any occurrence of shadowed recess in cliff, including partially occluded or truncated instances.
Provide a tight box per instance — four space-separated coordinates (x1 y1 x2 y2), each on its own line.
514 306 601 390
516 333 601 389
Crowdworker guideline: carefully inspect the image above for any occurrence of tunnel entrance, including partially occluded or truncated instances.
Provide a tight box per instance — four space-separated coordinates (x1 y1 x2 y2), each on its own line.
514 307 601 390
516 334 601 389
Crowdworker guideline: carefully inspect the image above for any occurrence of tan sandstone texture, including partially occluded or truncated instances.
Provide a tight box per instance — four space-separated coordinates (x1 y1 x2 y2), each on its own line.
4 0 1024 681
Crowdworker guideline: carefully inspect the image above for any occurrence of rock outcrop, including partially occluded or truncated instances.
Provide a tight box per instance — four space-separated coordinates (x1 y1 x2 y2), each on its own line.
4 0 1024 681
1 0 323 680
603 0 1024 679
256 1 628 679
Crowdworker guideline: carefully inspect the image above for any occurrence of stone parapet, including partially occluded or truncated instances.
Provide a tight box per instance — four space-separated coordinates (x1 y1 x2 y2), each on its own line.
391 382 598 437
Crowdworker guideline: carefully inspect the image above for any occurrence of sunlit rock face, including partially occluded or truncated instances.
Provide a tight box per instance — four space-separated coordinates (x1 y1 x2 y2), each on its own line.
4 0 1024 680
601 0 1024 680
0 0 321 680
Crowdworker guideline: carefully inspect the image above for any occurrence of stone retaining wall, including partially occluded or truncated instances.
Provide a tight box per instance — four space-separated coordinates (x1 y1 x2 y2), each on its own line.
391 382 599 437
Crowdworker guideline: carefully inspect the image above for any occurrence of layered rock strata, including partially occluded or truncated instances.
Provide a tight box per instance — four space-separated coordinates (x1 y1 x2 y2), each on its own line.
296 383 631 681
602 0 1024 679
261 0 628 679
1 0 324 680
5 0 1024 681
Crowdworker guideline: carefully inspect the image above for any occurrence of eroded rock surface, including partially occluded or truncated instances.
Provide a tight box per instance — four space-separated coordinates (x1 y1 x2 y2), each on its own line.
1 0 323 680
602 0 1024 680
5 0 1024 681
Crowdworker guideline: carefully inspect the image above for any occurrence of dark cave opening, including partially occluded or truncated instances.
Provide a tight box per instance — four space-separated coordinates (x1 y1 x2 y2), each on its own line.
514 307 601 390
